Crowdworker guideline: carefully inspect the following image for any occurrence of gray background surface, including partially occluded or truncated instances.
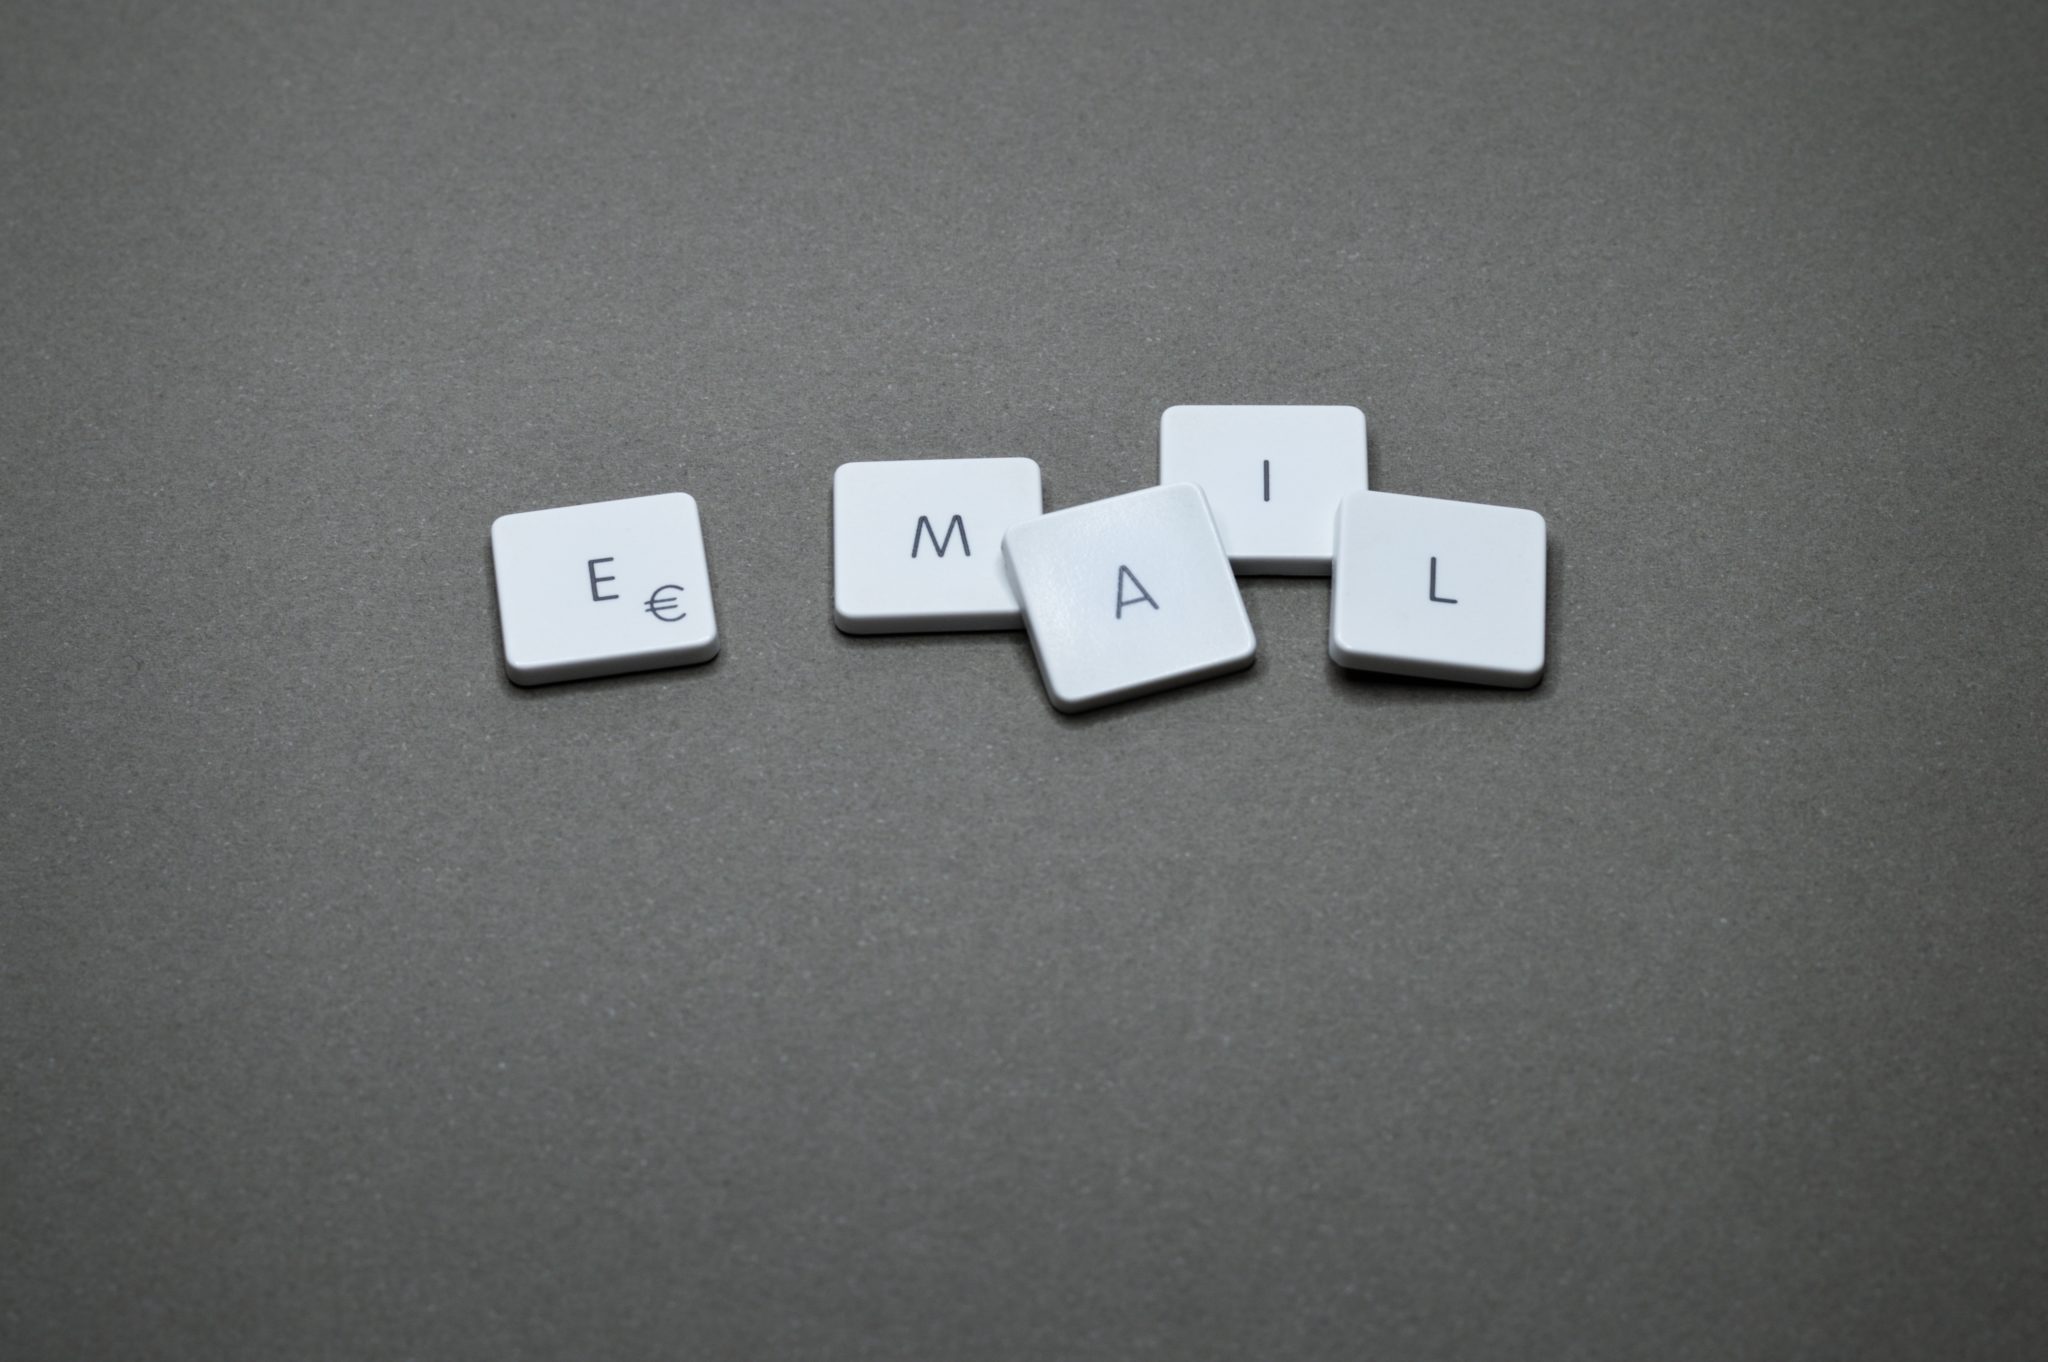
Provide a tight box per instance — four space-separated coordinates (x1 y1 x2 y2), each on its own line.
4 0 2046 1357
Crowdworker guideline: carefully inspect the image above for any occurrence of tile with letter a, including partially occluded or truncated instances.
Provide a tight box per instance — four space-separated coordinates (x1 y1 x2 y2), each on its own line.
490 492 720 685
1002 483 1256 713
1158 404 1367 575
1328 490 1547 687
833 457 1042 633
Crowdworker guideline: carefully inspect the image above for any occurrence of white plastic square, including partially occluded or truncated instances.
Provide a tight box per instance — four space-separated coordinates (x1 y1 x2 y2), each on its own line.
490 492 719 685
833 458 1043 634
1328 490 1546 687
1002 483 1256 713
1158 404 1367 575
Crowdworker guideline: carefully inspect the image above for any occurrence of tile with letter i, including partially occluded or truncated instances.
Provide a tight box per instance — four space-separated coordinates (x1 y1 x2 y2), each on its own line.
1328 490 1547 687
1001 483 1255 713
1158 404 1367 575
833 457 1043 633
490 492 720 685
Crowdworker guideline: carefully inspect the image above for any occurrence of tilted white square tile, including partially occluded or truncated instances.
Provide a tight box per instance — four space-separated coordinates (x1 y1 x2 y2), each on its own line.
1328 490 1546 687
1002 483 1256 713
490 492 719 685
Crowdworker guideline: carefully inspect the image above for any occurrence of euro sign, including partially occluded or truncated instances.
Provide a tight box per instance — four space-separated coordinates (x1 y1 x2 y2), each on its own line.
643 585 687 622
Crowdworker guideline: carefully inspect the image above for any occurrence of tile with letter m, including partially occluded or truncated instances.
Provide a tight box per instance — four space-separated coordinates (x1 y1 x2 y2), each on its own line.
832 457 1042 634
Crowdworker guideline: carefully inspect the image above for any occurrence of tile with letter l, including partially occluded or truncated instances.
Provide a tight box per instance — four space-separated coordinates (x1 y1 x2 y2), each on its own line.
1002 483 1256 713
1158 404 1367 575
833 457 1043 634
491 492 719 685
1328 489 1546 687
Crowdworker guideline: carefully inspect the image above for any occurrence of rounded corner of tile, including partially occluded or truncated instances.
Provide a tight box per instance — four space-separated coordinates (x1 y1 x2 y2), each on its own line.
1326 633 1374 672
501 656 549 687
1501 647 1546 689
1045 688 1093 715
999 519 1043 557
831 603 879 636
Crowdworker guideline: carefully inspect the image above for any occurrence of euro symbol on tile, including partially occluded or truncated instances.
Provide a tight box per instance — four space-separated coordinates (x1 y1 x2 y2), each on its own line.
643 585 688 622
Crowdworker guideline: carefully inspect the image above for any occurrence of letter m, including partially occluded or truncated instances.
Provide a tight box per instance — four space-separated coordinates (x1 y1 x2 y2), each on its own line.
911 514 970 558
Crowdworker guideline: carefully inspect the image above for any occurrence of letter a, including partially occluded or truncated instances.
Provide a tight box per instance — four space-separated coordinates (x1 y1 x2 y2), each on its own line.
1115 565 1159 619
912 514 970 558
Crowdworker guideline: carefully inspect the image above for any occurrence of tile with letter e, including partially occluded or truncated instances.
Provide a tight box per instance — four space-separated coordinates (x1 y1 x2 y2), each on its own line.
833 457 1042 633
1158 404 1367 575
1328 490 1546 687
1002 483 1256 713
490 492 719 685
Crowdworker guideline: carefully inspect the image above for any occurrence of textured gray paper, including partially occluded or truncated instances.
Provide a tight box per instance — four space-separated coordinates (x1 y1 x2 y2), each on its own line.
4 1 2044 1358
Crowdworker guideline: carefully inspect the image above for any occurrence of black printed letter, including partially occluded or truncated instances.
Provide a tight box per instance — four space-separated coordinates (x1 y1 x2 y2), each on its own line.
1428 556 1457 605
1115 566 1159 619
911 514 970 558
587 557 619 602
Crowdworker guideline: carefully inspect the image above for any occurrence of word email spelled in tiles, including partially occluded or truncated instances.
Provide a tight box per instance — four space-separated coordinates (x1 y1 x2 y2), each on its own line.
1329 490 1546 688
833 458 1043 633
491 492 719 684
1159 405 1367 575
1003 484 1256 712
